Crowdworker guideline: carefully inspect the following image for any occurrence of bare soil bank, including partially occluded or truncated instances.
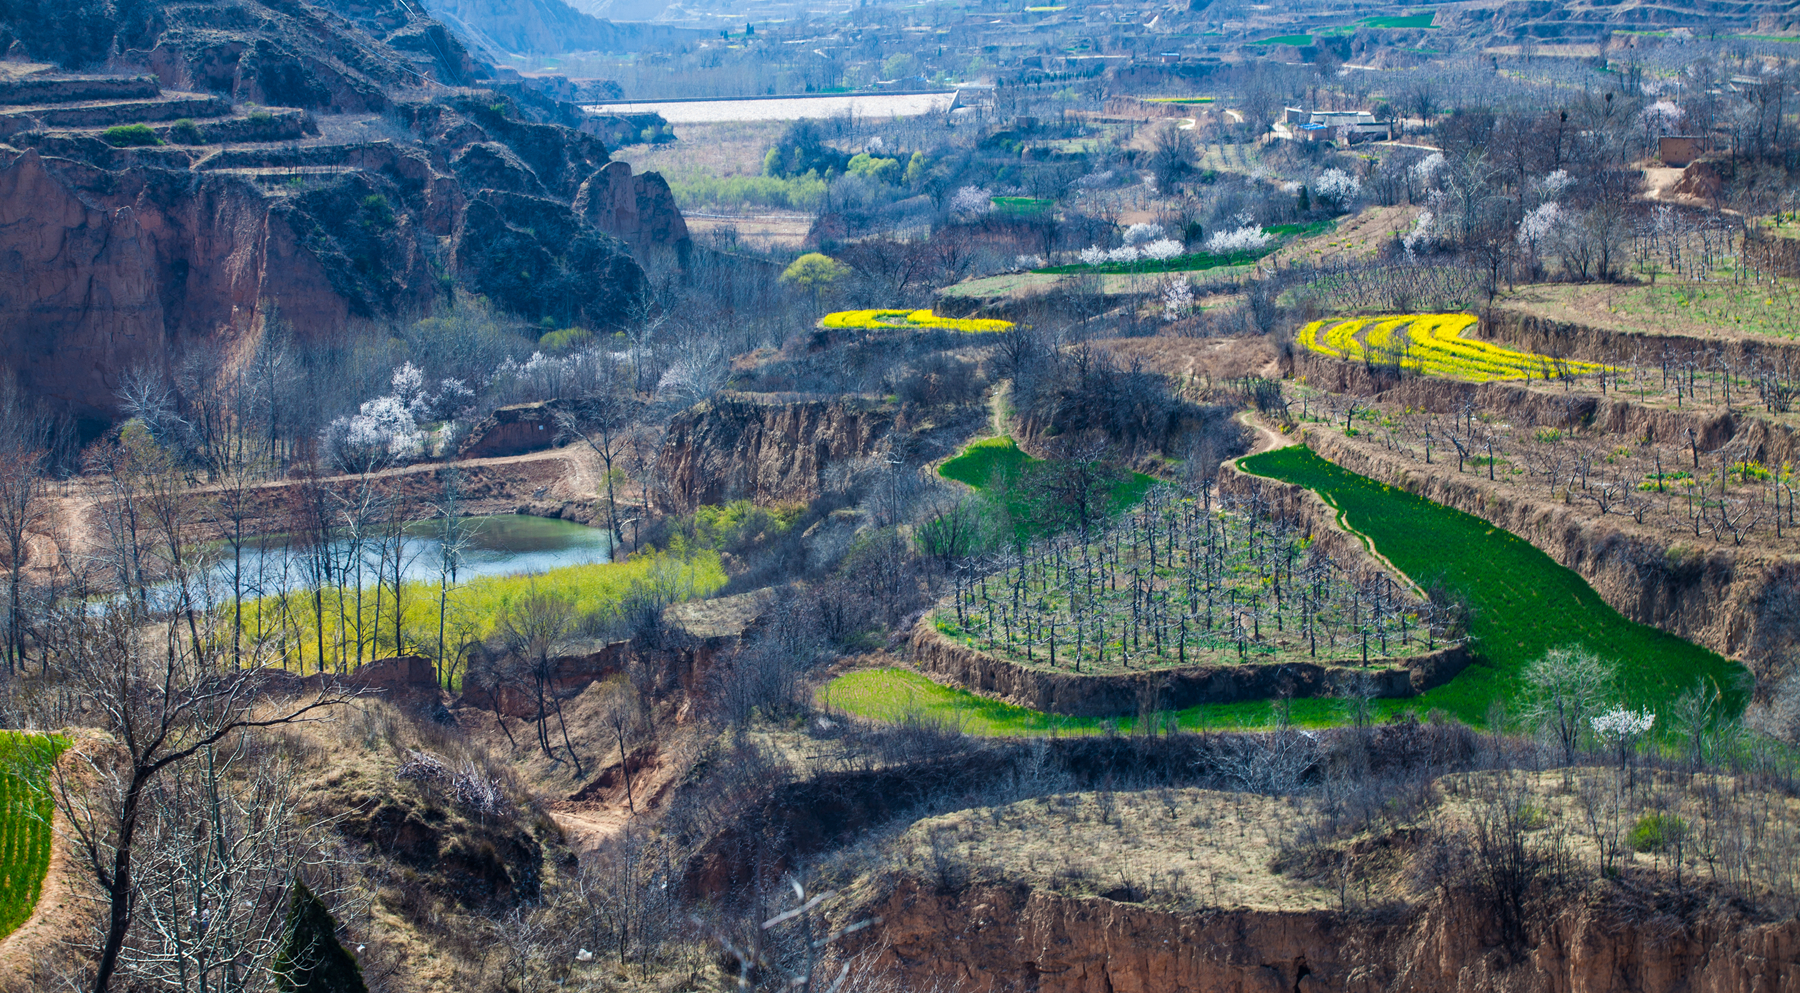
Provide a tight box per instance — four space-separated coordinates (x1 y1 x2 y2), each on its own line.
854 875 1800 993
906 618 1468 717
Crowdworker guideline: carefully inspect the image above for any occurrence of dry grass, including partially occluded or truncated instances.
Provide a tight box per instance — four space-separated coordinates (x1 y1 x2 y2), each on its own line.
879 761 1800 922
1500 280 1800 345
889 788 1335 912
1090 333 1278 383
685 213 814 252
1268 205 1417 268
608 121 787 177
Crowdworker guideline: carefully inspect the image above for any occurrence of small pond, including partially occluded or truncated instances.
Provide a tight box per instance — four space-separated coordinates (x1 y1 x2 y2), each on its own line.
213 514 613 596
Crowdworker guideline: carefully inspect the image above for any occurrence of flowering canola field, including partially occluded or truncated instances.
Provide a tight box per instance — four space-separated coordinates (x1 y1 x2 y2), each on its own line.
1297 313 1613 382
821 309 1013 332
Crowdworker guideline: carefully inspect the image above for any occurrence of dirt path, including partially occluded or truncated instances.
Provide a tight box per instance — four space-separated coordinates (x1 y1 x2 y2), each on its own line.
1232 416 1426 599
548 808 631 851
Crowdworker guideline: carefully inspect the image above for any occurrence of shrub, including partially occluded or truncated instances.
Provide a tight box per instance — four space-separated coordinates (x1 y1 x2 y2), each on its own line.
168 118 205 144
1630 812 1685 853
1203 224 1271 254
101 124 161 147
537 327 593 351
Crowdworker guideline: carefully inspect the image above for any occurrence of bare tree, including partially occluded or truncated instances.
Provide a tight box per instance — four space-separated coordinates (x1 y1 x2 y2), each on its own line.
498 585 582 775
0 445 46 674
56 474 349 993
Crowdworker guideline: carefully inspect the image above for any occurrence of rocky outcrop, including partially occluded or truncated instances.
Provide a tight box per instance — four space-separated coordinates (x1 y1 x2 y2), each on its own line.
854 877 1800 993
457 641 630 717
0 2 673 424
574 160 690 257
0 146 364 427
652 393 898 514
907 617 1466 716
459 402 561 458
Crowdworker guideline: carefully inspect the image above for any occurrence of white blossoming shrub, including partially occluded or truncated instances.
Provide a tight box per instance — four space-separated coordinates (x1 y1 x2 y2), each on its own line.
1079 246 1108 266
1402 210 1434 258
1122 222 1165 246
1516 202 1563 249
950 185 993 216
1203 224 1271 254
1142 238 1184 261
1591 706 1656 740
1106 246 1141 264
1162 277 1194 321
1313 168 1362 209
1538 169 1574 200
1014 253 1046 271
1410 152 1445 183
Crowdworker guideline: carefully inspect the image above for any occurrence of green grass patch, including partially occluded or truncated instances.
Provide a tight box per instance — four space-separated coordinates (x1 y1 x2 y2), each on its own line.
242 551 726 677
1251 34 1313 46
1237 445 1748 723
821 667 1339 736
0 732 67 941
1144 96 1215 104
991 196 1055 215
1362 13 1434 28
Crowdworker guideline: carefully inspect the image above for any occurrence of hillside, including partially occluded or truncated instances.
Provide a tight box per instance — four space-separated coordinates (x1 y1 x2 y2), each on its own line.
0 0 690 426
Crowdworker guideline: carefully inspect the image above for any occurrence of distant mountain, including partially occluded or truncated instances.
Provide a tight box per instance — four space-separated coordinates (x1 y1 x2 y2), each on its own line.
568 0 674 22
423 0 700 56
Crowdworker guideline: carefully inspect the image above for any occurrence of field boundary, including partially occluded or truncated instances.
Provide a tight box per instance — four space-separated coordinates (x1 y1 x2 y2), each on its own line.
0 731 103 993
906 616 1467 717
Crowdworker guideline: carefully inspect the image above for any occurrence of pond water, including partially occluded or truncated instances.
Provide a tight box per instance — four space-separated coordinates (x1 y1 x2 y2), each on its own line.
213 515 613 596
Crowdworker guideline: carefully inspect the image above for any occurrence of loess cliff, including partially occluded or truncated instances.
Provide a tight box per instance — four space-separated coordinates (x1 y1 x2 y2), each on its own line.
842 776 1800 993
0 0 690 427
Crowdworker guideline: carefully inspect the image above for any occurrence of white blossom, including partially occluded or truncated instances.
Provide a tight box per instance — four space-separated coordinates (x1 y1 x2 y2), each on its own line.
1203 224 1271 254
950 185 993 216
1162 277 1194 321
1410 151 1445 183
1517 202 1563 249
1014 253 1046 271
1538 169 1574 200
1638 100 1683 136
1142 238 1184 261
1402 209 1433 259
1591 706 1656 740
1122 222 1165 247
1314 168 1362 207
1079 246 1108 266
1106 245 1141 263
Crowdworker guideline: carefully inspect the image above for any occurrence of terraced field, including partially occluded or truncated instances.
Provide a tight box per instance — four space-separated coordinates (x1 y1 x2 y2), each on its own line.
0 732 66 942
821 309 1013 332
1298 313 1615 382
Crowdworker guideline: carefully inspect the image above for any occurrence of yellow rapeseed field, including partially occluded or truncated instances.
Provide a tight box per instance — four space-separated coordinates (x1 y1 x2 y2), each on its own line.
1298 313 1613 382
820 309 1013 332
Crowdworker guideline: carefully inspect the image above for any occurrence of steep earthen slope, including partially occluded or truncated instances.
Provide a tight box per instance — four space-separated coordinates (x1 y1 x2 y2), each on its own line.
652 393 899 513
0 0 691 425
